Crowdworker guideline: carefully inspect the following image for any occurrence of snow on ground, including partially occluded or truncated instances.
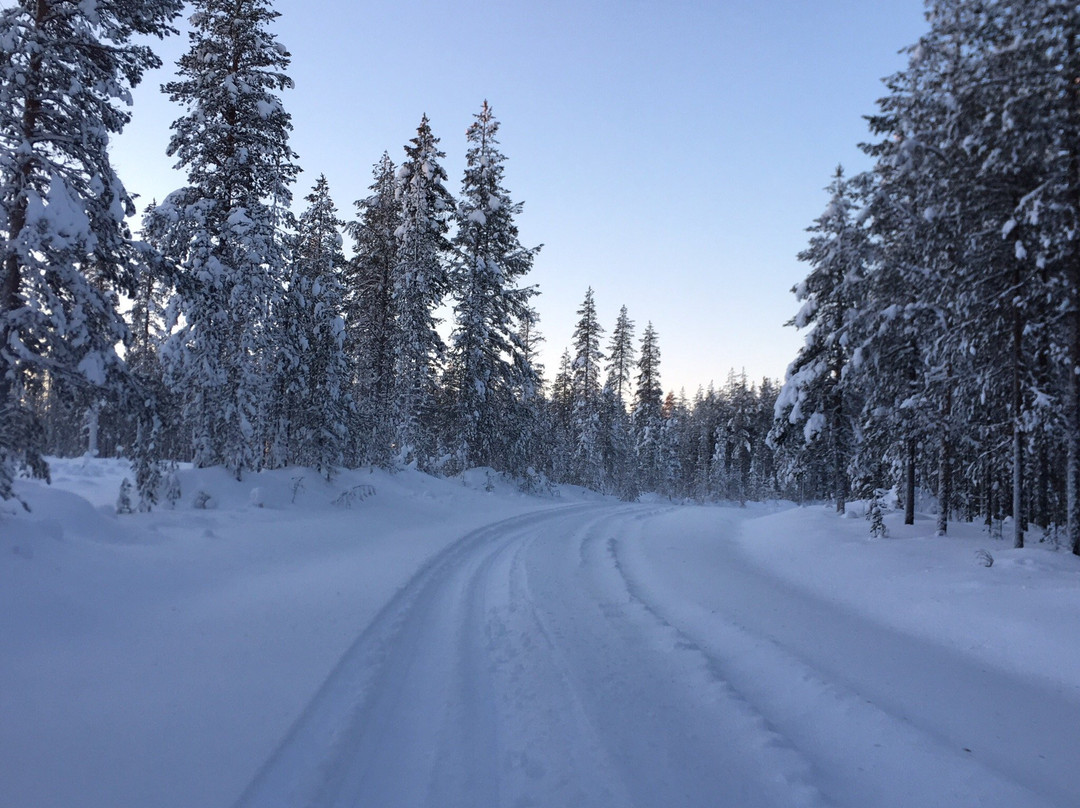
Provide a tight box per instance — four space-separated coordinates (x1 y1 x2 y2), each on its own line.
3 460 1080 808
1 458 572 808
617 505 1080 808
736 504 1080 695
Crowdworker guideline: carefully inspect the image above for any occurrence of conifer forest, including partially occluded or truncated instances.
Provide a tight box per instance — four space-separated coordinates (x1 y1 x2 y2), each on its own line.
3 0 1080 557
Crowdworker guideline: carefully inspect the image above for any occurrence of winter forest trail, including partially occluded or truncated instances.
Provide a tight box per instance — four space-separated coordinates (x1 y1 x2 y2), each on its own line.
233 504 1080 808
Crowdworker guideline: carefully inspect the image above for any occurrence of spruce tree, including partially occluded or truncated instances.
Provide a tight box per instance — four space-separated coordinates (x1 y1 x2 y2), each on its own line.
634 323 663 419
571 287 604 406
272 175 350 478
507 304 546 477
722 370 757 505
391 115 454 468
569 287 605 487
605 305 636 405
598 383 637 500
547 348 575 482
344 153 399 466
0 0 183 504
446 102 540 473
150 0 298 480
772 168 870 514
633 322 666 492
516 304 546 394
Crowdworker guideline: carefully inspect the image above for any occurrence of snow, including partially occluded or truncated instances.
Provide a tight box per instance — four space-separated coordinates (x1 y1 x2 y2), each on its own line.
77 349 107 385
803 410 826 441
3 460 1080 808
255 99 280 119
24 174 95 252
736 504 1080 697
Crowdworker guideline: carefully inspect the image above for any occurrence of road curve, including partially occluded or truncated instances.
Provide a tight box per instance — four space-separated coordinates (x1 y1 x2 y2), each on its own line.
232 503 1080 808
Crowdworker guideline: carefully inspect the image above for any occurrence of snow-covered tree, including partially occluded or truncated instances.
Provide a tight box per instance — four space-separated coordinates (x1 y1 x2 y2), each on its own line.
391 115 454 468
546 348 575 481
772 168 871 514
852 0 1066 544
128 205 172 381
715 370 759 505
633 322 663 421
344 153 399 466
633 322 667 493
446 101 540 474
0 0 183 504
568 287 605 487
996 0 1080 553
571 287 604 406
271 175 350 478
516 303 546 393
597 383 637 500
605 305 636 406
506 303 547 476
150 0 298 479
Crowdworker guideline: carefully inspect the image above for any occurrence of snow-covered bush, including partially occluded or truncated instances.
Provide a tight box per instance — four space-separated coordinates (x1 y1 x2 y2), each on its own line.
116 479 134 515
332 484 376 508
867 489 888 538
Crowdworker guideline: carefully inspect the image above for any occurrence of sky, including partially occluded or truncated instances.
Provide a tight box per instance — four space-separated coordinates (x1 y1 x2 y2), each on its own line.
109 0 932 397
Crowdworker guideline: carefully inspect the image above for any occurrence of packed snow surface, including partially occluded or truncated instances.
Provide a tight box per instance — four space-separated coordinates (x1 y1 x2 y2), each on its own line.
3 458 1080 808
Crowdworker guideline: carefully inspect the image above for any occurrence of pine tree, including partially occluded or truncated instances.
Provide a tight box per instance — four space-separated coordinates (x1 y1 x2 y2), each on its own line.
151 0 298 480
857 0 1062 543
131 203 188 466
0 0 183 504
446 102 540 473
391 115 454 468
128 207 172 382
344 153 399 466
998 0 1080 554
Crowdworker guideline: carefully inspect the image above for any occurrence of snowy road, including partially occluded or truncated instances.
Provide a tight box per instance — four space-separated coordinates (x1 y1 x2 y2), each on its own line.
233 503 1080 808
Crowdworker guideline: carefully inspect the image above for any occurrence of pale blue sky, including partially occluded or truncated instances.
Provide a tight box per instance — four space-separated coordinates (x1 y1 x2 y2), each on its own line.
111 0 930 395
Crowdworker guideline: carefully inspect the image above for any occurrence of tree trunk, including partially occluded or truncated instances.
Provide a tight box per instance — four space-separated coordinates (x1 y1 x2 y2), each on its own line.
1069 27 1080 556
1 5 44 409
1012 423 1024 549
1011 261 1024 549
936 431 951 536
1069 414 1080 555
831 383 846 515
85 403 100 458
905 437 916 525
1069 290 1080 555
